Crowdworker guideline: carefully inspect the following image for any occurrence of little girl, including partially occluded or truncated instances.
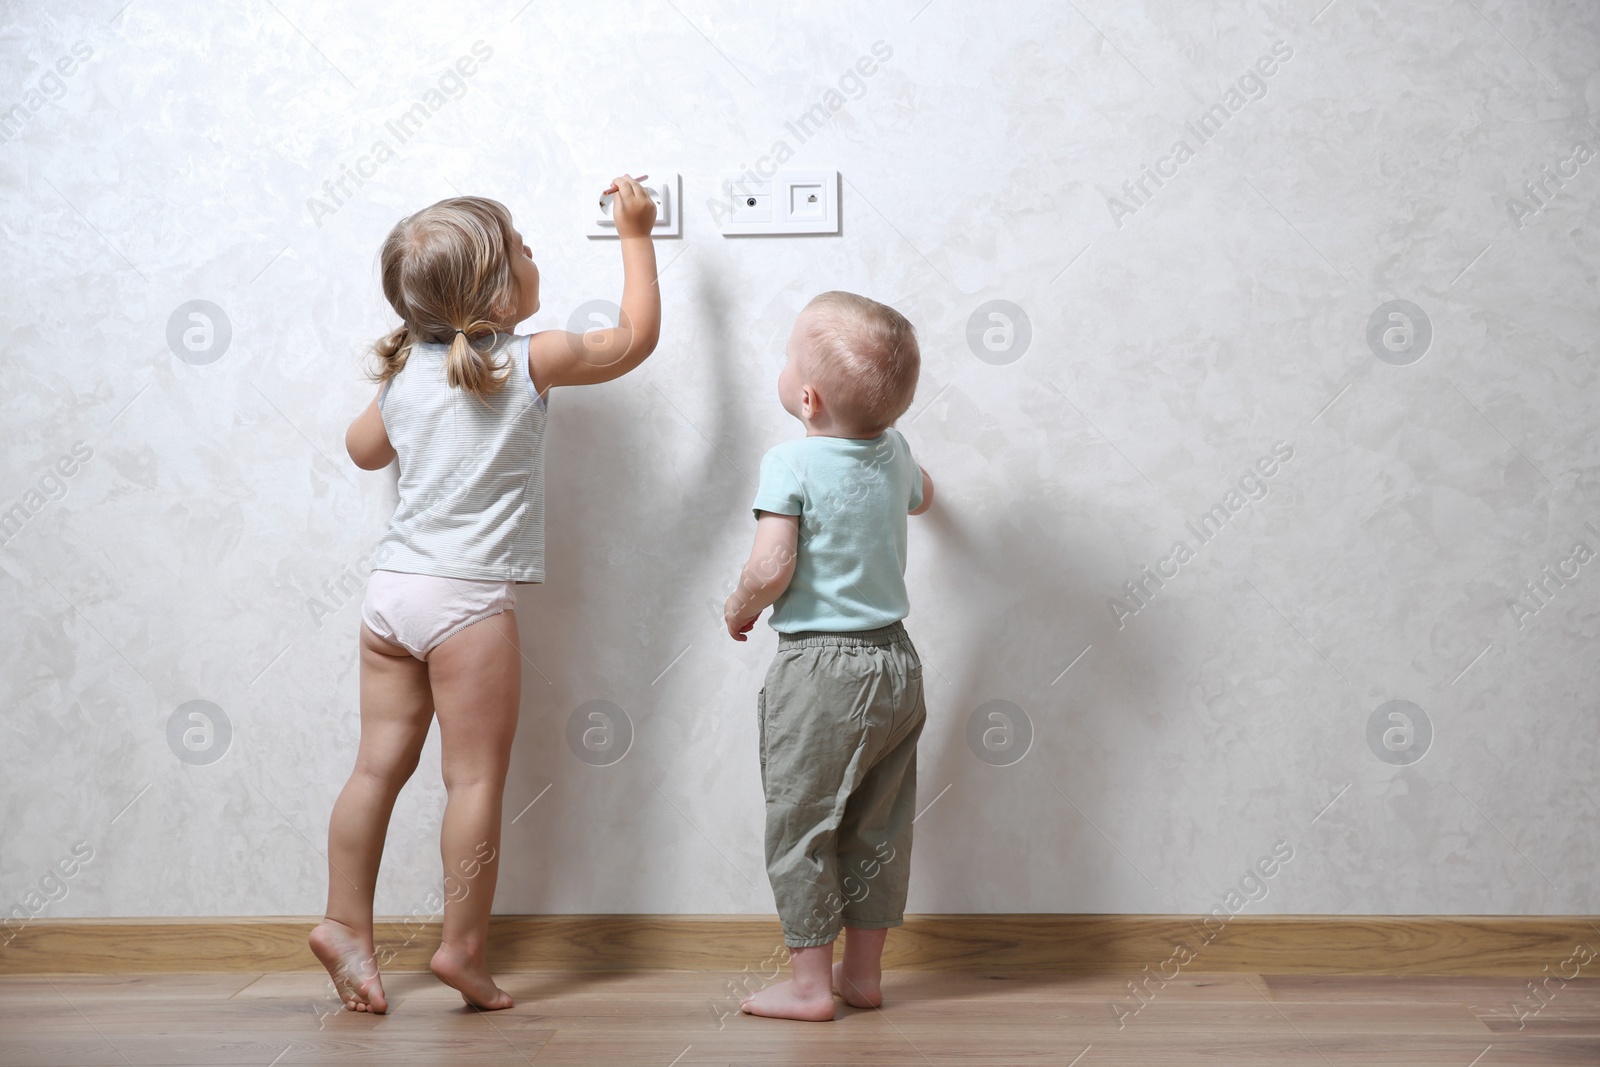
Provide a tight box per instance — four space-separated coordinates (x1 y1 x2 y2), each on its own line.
310 177 659 1013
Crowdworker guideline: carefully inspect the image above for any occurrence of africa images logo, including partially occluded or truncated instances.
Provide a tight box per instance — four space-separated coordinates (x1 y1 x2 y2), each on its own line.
1106 41 1294 229
1109 442 1294 629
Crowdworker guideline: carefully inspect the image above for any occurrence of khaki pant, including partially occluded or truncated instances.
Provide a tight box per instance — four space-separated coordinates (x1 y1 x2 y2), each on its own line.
758 622 926 948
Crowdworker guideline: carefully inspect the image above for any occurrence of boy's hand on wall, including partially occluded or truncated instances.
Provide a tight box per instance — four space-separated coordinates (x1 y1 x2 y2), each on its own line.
910 466 934 516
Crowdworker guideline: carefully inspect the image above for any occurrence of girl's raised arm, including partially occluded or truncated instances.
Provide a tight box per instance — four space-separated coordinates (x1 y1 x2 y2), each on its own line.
529 174 661 391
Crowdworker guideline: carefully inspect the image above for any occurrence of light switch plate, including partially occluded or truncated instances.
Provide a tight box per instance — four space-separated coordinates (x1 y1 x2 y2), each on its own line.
587 173 681 238
718 170 840 236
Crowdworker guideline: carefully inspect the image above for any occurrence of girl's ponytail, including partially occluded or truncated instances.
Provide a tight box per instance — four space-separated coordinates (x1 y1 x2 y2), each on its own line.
372 196 521 401
443 320 509 396
369 323 412 385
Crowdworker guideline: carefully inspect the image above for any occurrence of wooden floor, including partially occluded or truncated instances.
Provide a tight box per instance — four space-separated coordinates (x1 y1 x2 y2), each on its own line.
2 970 1597 1066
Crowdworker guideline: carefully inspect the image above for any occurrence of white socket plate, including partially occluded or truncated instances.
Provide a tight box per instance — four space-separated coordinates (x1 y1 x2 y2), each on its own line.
587 173 681 238
718 170 840 236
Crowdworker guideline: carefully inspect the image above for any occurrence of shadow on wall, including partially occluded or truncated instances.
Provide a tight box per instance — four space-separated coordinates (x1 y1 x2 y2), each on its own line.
505 266 755 909
909 495 1166 911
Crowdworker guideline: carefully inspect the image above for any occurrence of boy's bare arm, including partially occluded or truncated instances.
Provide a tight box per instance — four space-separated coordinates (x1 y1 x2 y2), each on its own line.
725 512 800 641
909 466 934 515
529 175 660 390
346 388 395 470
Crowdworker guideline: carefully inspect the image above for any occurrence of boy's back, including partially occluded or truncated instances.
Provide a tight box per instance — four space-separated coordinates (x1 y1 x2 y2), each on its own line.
754 428 924 633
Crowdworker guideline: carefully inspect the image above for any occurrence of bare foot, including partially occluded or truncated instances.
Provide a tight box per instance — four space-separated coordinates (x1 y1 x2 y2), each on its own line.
831 960 883 1008
741 978 836 1021
430 943 514 1010
309 918 387 1014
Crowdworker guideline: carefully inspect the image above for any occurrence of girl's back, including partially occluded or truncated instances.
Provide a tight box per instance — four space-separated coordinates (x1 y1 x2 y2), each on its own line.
376 334 547 583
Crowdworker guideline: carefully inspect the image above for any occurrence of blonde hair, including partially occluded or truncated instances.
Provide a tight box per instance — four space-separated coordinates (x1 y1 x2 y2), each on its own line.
370 196 520 401
799 291 920 433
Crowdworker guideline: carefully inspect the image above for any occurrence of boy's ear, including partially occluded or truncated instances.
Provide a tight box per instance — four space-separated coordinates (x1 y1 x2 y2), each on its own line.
799 383 821 422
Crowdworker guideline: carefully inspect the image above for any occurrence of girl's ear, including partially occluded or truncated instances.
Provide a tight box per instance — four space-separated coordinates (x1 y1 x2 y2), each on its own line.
496 289 521 324
800 383 820 422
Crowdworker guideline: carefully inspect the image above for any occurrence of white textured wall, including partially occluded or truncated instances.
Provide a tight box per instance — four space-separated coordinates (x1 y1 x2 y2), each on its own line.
2 0 1597 924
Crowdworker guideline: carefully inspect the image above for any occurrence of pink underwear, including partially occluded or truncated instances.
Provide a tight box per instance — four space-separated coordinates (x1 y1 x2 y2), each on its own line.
360 570 517 660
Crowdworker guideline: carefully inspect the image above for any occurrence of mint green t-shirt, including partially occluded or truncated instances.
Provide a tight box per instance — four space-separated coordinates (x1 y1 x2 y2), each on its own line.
751 428 924 633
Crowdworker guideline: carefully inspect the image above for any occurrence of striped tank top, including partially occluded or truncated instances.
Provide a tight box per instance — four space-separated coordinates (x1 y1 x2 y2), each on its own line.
372 333 548 583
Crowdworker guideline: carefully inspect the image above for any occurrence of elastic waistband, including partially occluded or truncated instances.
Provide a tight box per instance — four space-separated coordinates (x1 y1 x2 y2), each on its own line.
777 620 910 650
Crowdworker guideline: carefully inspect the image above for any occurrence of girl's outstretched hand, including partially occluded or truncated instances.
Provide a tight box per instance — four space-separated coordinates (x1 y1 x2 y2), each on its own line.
606 174 657 238
528 173 662 390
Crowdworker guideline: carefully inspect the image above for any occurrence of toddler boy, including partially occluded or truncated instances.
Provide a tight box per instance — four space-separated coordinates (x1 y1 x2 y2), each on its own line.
725 290 934 1021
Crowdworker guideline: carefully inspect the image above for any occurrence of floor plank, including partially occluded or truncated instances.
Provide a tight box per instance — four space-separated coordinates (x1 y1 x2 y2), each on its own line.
1 971 1594 1067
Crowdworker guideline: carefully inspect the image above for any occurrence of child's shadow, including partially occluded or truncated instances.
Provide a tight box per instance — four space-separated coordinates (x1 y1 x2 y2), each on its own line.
906 492 1170 920
505 269 756 911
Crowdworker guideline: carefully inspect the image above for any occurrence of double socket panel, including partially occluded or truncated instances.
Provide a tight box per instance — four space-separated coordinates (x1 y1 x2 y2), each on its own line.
587 173 681 238
719 170 840 236
585 171 842 237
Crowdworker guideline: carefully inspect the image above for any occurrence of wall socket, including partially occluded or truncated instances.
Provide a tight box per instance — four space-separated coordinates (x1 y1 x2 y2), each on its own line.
718 170 840 236
587 173 681 238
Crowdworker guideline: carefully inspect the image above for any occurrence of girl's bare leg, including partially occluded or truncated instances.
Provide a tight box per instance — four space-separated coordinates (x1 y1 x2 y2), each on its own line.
425 609 521 1010
311 623 435 1014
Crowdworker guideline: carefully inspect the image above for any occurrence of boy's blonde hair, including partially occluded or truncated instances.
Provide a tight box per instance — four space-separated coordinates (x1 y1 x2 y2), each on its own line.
370 196 520 401
799 291 920 433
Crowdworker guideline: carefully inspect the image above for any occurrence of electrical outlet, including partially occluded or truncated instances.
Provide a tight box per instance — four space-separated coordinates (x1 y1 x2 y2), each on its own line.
717 170 840 236
586 173 681 238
